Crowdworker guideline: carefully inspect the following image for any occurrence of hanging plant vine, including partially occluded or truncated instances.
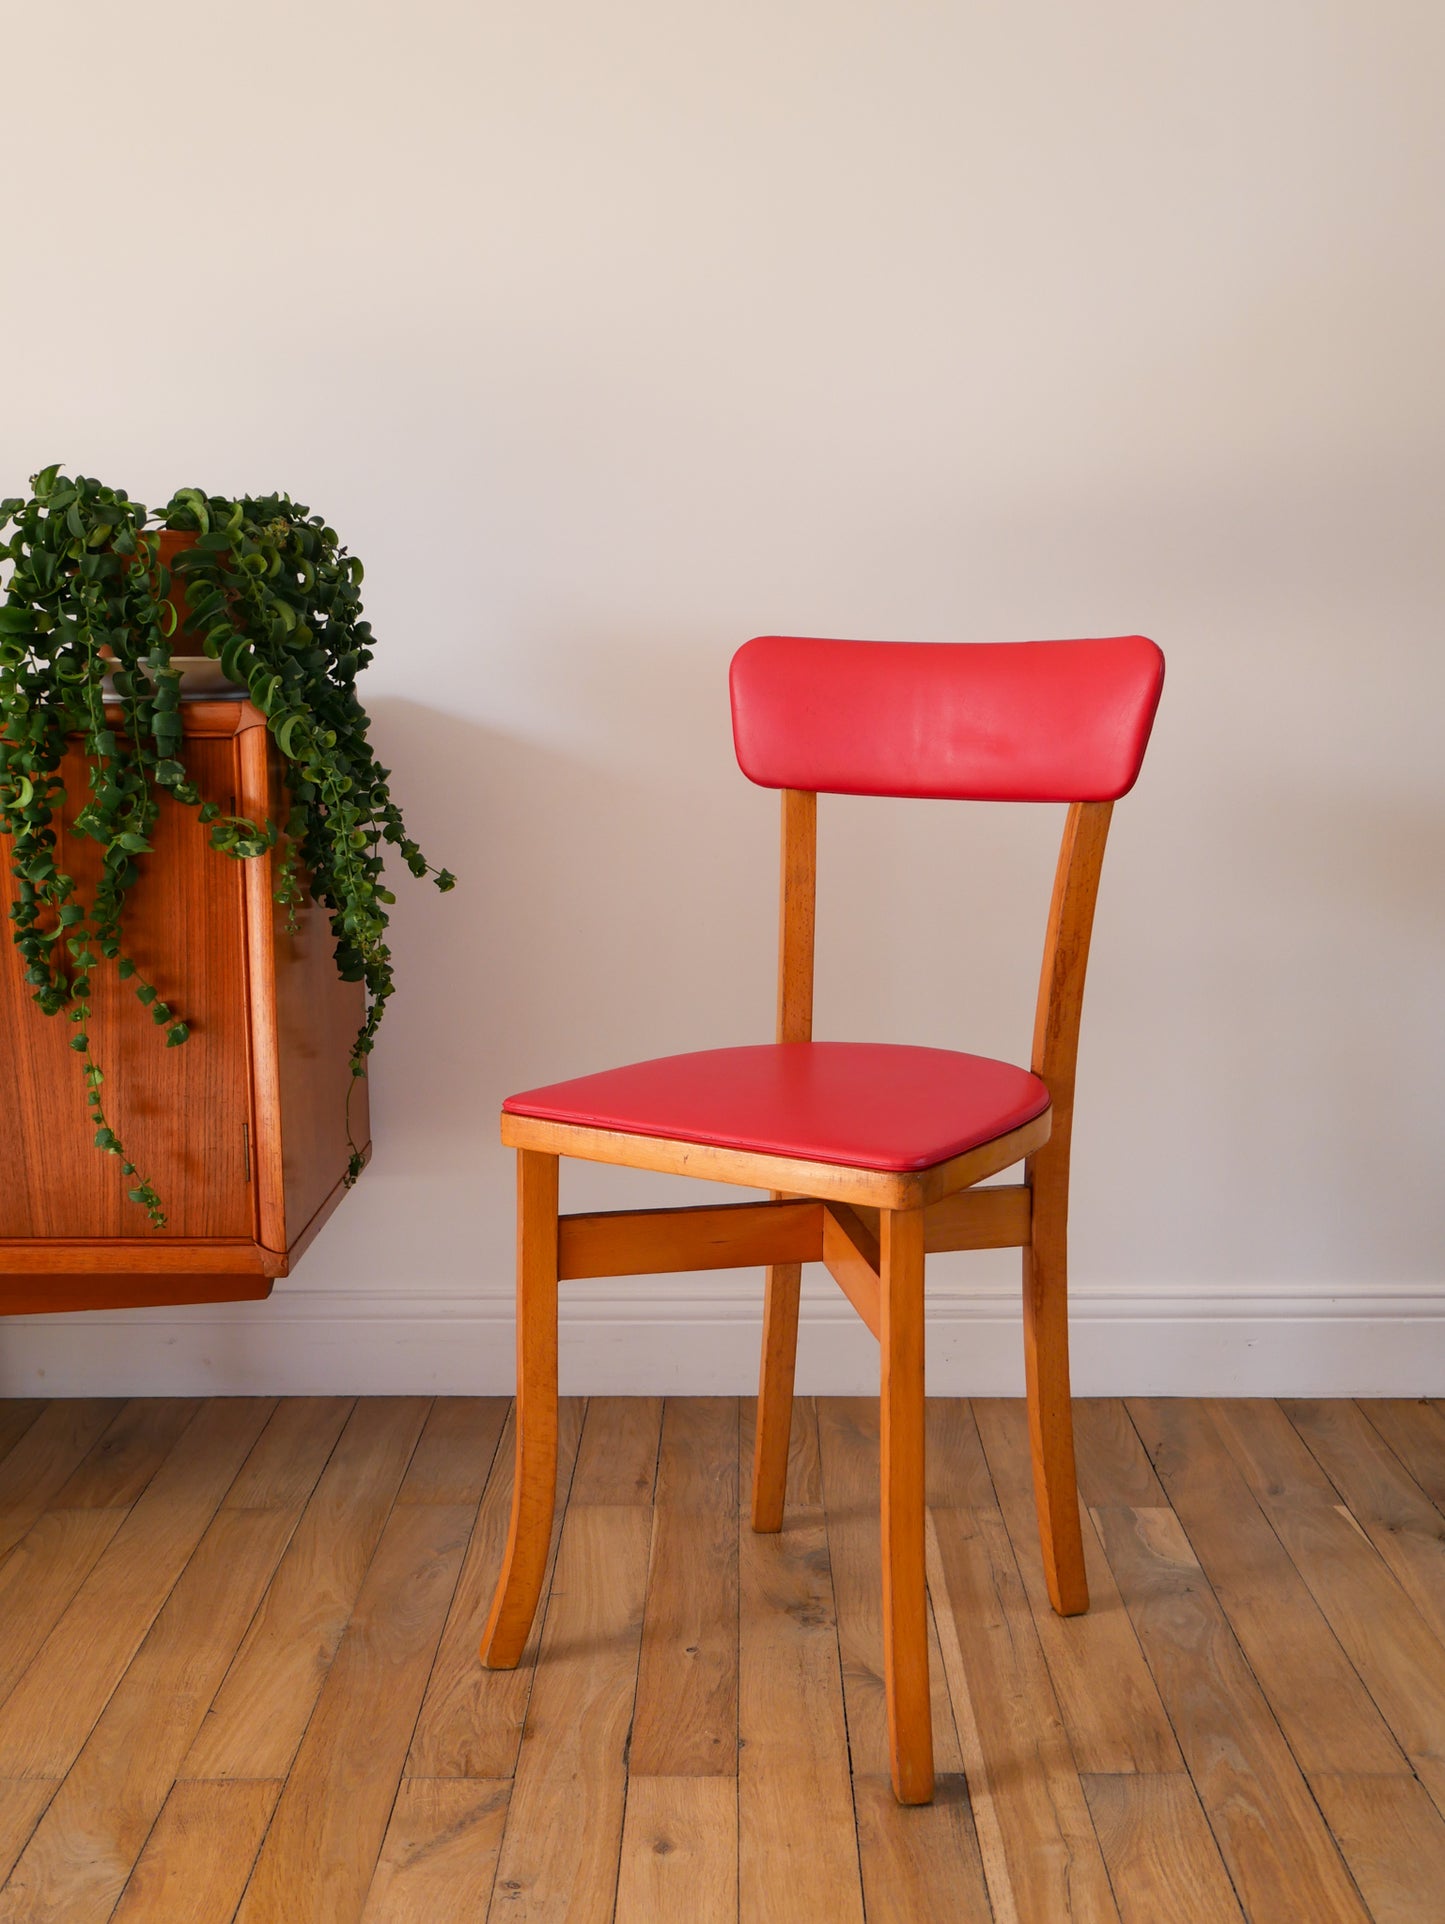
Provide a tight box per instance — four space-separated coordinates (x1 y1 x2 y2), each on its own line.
0 466 453 1225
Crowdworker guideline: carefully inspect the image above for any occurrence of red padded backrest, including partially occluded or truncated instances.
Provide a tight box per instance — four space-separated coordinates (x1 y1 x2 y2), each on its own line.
730 634 1164 803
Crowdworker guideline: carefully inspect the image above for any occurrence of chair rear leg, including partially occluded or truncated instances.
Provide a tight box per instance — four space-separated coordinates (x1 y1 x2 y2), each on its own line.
751 1260 802 1531
880 1205 933 1805
481 1148 560 1668
1022 1214 1089 1617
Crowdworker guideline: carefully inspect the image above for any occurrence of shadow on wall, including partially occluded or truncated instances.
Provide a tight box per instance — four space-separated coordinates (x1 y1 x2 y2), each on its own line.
1085 761 1445 1285
294 686 776 1292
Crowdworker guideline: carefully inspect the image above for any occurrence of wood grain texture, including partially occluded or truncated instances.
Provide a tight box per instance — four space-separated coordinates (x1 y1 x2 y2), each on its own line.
1312 1772 1445 1924
0 1510 130 1711
1129 1396 1408 1776
486 1505 652 1922
500 1107 1051 1212
1082 1773 1244 1924
0 1241 278 1279
1283 1396 1445 1651
630 1398 739 1776
394 1396 508 1510
923 1183 1031 1252
878 1203 932 1803
236 1501 471 1924
0 1506 298 1923
252 726 370 1253
0 732 253 1243
0 1401 123 1559
183 1396 430 1781
750 789 819 1536
0 1789 53 1895
1209 1397 1445 1815
0 696 369 1308
0 1397 274 1780
1358 1397 1445 1511
816 1400 965 1779
776 788 816 1046
1092 1501 1370 1923
738 1399 863 1924
822 1204 882 1340
406 1398 585 1780
815 1401 994 1920
751 1259 803 1532
4 1394 1443 1920
1073 1397 1169 1507
49 1396 199 1510
973 1398 1181 1774
480 1150 560 1668
0 1406 42 1470
360 1779 509 1921
560 1198 821 1279
109 1779 279 1924
616 1776 737 1924
568 1393 662 1506
850 1775 991 1924
221 1395 353 1511
927 1503 1119 1922
1020 800 1113 1619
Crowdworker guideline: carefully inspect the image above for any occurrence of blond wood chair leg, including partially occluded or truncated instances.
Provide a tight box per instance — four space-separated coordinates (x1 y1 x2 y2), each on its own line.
751 1260 802 1531
481 1148 560 1668
879 1204 933 1805
1021 1219 1089 1617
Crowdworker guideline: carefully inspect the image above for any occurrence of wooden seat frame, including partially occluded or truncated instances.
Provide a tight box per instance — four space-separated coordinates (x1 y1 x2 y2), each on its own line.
482 787 1113 1806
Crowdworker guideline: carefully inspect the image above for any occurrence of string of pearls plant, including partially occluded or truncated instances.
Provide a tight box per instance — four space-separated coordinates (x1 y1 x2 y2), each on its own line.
0 466 453 1225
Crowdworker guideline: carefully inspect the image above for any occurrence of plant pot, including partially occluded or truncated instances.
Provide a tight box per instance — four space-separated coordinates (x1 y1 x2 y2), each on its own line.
103 528 245 695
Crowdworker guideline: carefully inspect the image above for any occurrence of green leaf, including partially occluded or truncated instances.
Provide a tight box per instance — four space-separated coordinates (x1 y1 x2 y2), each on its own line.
136 983 157 1006
166 1021 189 1047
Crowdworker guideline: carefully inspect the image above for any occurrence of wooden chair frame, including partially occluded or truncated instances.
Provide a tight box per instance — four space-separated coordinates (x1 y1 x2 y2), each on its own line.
482 786 1113 1806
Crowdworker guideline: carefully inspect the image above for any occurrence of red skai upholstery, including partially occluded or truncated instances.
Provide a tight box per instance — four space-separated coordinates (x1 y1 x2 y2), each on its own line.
503 1042 1050 1173
730 633 1164 802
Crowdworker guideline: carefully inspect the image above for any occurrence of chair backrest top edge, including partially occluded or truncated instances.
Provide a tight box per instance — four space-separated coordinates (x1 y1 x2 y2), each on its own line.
729 632 1164 803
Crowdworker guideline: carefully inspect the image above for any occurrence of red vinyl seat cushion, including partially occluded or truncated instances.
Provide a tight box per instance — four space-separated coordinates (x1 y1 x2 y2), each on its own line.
503 1042 1051 1173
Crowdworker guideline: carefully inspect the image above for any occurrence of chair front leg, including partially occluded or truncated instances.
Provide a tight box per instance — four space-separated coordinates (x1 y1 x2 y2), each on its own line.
751 1260 803 1531
879 1204 933 1805
1022 1162 1089 1617
481 1147 560 1668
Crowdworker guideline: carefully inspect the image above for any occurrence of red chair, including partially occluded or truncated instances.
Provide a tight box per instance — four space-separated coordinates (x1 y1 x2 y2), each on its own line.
482 632 1165 1804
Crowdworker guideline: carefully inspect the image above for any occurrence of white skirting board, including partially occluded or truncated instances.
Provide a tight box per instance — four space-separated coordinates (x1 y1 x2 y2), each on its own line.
0 1276 1440 1399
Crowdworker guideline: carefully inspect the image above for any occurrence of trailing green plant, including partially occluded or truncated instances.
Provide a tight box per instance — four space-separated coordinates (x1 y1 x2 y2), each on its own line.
0 466 454 1225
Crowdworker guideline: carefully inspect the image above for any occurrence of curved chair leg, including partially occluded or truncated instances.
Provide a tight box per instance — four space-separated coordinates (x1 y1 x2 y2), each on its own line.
751 1260 802 1532
880 1205 934 1805
1022 1197 1089 1617
481 1148 560 1668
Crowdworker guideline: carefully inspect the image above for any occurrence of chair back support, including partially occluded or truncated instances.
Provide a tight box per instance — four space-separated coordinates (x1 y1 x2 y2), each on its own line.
733 632 1165 1180
730 633 1164 803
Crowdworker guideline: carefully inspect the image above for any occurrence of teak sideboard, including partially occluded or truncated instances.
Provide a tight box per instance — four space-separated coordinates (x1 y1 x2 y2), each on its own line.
0 698 367 1315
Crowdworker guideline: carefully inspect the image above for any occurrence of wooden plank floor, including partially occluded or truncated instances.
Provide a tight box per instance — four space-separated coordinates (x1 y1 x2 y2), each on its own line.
0 1395 1440 1922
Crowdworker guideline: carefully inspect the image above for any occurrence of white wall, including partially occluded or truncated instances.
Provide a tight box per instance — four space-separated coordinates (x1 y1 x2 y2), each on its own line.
2 2 1442 1396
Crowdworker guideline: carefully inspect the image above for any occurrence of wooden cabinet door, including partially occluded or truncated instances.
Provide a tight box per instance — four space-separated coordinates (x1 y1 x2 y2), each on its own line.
0 732 255 1240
